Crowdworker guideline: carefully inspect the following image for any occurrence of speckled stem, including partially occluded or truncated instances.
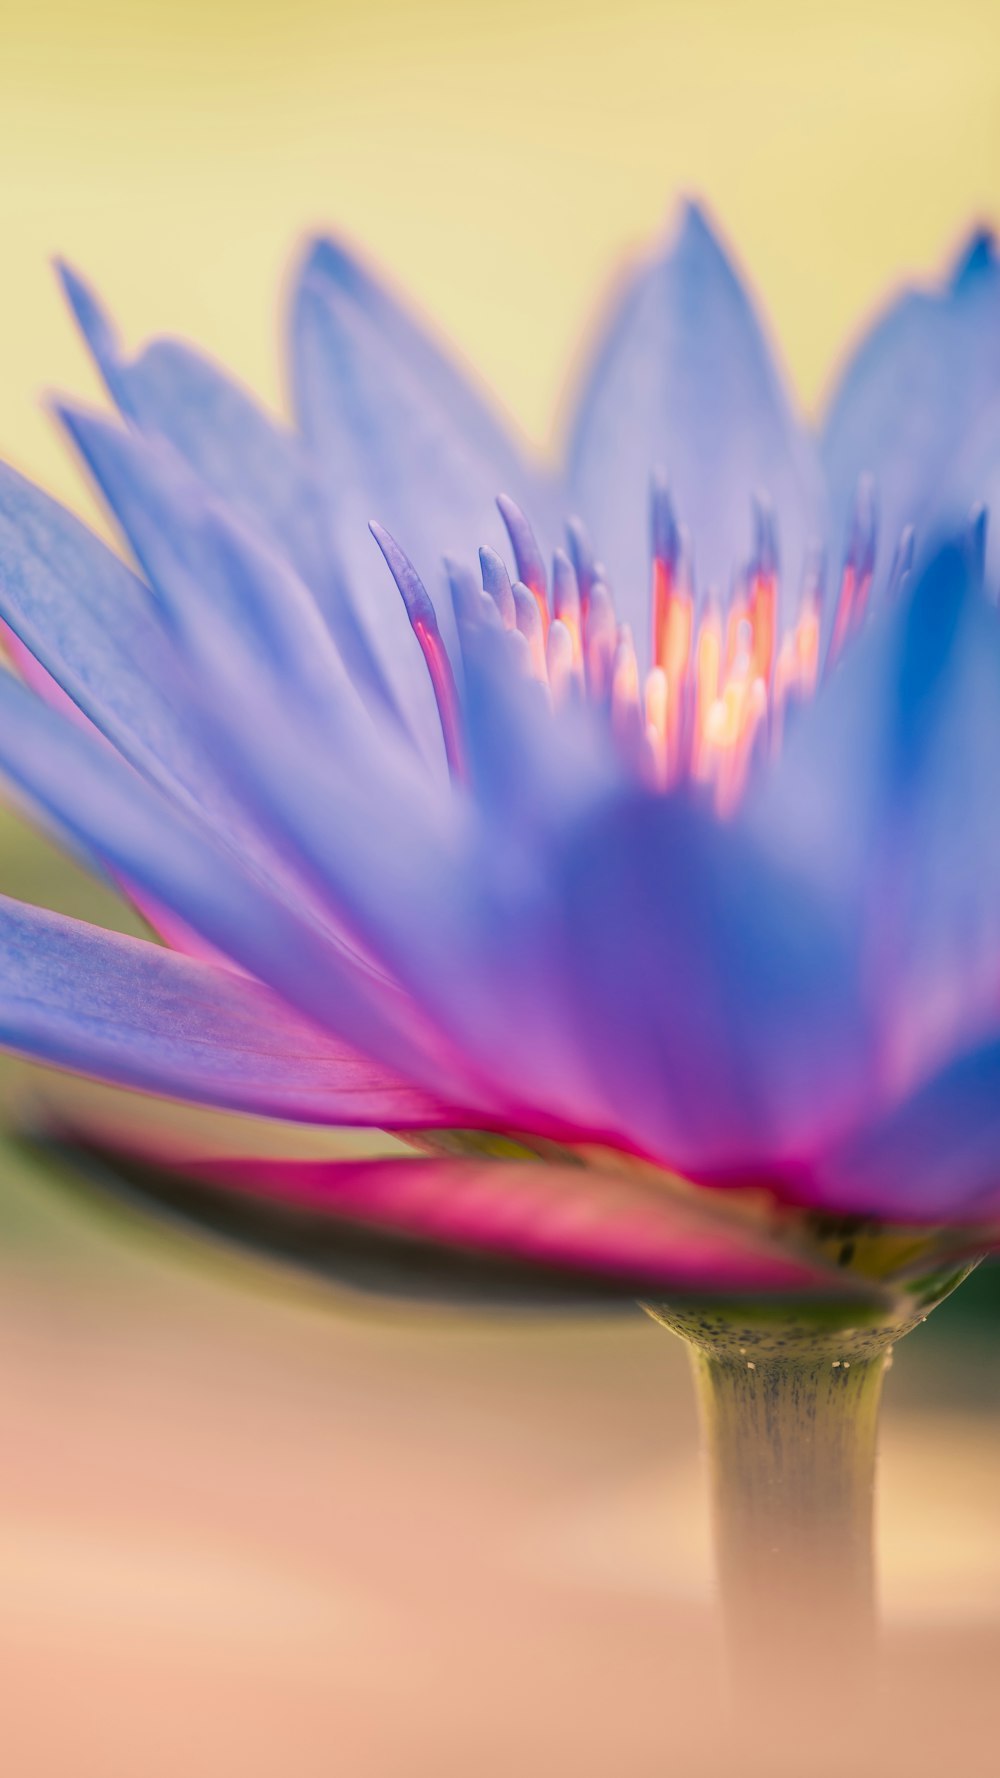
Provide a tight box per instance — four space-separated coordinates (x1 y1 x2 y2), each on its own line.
689 1341 885 1684
646 1249 979 1698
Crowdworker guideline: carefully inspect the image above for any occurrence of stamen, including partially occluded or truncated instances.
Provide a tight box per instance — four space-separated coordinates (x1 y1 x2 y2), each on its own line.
546 618 576 704
885 526 915 603
828 475 876 668
565 515 598 617
650 476 685 676
692 607 722 776
795 593 821 694
446 556 493 633
725 593 748 672
497 494 549 635
511 580 547 679
746 499 778 685
369 522 465 781
479 545 516 628
715 677 767 816
650 475 678 662
461 475 882 816
552 549 583 666
611 625 642 748
584 582 616 699
644 666 670 787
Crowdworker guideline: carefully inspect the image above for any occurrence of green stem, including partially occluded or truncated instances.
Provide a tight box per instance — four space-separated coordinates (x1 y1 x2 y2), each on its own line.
646 1245 979 1700
689 1341 885 1682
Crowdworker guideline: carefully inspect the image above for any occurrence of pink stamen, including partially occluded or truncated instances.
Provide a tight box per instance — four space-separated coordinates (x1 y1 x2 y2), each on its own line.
413 617 466 781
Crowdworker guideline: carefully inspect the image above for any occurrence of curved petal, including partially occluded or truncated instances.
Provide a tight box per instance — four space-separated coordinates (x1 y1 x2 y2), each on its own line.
54 404 368 726
0 896 454 1126
810 1034 1000 1225
749 538 1000 1120
0 458 207 796
0 454 401 931
64 1143 881 1302
0 662 487 1108
57 263 397 719
548 790 872 1177
289 239 555 741
187 606 627 1141
821 227 1000 599
566 202 824 644
932 393 1000 594
300 237 538 488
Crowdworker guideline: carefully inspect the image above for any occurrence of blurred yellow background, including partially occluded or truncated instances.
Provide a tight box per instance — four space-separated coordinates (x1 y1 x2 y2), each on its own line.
0 0 997 523
1 3 1000 1772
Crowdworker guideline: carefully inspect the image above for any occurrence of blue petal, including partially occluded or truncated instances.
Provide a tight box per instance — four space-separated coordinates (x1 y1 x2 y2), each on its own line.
300 238 537 482
183 599 628 1138
289 239 557 732
0 458 215 797
0 453 373 888
57 262 399 723
813 1035 1000 1223
750 538 1000 1115
566 202 824 644
550 790 871 1174
0 666 472 1101
821 228 1000 599
55 405 373 730
929 400 1000 595
0 897 451 1127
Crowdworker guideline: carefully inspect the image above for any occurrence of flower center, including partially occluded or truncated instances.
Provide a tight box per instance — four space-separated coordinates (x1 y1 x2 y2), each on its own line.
506 483 828 815
374 472 891 812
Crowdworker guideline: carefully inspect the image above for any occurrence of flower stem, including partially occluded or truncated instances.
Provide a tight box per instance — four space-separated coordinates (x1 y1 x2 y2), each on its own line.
688 1340 885 1687
641 1222 980 1705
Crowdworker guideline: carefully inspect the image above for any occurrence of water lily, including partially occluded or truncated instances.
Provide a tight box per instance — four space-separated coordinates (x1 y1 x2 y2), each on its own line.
0 200 998 1677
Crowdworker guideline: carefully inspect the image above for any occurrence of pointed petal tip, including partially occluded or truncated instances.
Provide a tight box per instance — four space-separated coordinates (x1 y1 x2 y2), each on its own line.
479 542 512 593
53 255 96 314
951 223 999 291
496 493 547 595
668 196 728 266
751 492 779 576
54 260 120 362
368 520 438 628
650 474 679 563
44 393 107 457
48 394 121 459
297 231 363 293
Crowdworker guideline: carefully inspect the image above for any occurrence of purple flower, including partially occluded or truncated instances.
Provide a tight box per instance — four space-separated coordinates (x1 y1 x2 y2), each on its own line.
1 201 998 1301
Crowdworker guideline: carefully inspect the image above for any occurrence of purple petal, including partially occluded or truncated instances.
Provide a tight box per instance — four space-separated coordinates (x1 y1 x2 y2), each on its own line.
821 227 1000 599
811 1034 1000 1226
0 451 395 915
930 396 1000 594
549 790 873 1178
749 537 1000 1120
298 238 536 484
0 459 209 797
57 262 397 719
289 238 556 738
567 202 824 644
55 405 366 723
0 665 483 1106
0 897 455 1126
